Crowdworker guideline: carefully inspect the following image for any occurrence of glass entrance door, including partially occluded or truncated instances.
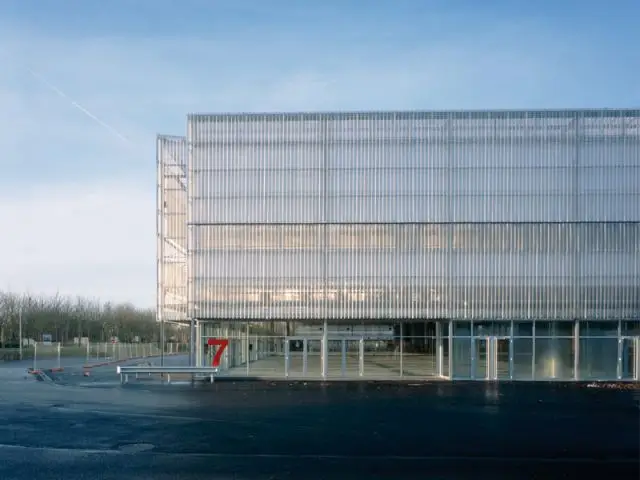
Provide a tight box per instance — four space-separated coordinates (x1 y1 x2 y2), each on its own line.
473 337 489 379
473 337 510 380
286 337 305 376
495 337 511 380
284 336 366 379
324 338 363 378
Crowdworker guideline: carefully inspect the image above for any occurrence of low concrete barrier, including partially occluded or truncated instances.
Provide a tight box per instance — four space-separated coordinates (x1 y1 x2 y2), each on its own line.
116 365 220 384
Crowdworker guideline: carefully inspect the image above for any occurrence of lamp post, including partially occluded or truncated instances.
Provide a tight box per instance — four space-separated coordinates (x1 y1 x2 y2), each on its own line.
18 303 23 360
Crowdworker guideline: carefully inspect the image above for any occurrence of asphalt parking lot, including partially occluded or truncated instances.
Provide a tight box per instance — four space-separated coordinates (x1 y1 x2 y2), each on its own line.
0 361 638 479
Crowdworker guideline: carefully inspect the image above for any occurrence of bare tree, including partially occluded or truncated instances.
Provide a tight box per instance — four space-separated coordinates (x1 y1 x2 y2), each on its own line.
0 290 170 344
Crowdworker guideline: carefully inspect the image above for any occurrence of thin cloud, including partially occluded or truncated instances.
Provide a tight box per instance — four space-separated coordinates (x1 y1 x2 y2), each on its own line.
28 69 132 145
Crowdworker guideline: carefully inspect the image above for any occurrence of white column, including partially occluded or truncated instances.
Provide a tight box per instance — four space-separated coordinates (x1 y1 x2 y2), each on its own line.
189 318 196 367
509 320 514 380
574 320 580 381
436 321 442 377
399 323 404 378
195 321 202 367
448 320 453 379
321 320 328 379
302 339 308 376
246 323 250 376
284 339 290 378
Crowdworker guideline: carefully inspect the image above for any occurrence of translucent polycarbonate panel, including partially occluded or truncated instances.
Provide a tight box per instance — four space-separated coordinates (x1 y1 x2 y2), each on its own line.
183 109 639 320
187 110 639 225
157 135 188 322
188 114 325 224
187 222 639 320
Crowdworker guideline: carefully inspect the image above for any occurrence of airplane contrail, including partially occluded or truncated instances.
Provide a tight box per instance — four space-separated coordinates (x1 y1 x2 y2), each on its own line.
28 69 131 145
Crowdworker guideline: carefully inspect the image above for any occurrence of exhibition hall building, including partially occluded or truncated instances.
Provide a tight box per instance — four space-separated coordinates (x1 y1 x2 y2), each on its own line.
157 109 639 381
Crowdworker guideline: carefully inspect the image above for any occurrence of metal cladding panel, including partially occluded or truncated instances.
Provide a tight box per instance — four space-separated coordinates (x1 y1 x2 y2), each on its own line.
189 222 639 320
183 109 640 321
187 110 639 224
157 135 188 322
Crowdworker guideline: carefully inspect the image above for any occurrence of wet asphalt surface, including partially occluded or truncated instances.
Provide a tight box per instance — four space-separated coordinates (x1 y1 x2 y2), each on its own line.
0 359 638 479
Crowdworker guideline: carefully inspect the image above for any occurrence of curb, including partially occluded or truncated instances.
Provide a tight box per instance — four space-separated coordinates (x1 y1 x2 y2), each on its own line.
26 368 57 384
26 367 64 374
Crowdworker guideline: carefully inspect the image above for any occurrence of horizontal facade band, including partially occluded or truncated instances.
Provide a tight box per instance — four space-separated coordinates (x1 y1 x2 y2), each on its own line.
186 221 640 226
188 311 639 322
187 137 640 146
187 108 640 121
188 165 640 173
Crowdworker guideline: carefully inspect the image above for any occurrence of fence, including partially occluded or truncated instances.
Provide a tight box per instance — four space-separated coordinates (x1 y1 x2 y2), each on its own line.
0 342 189 370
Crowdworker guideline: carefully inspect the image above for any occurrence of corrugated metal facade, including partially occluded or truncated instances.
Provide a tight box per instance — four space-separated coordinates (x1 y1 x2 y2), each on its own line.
180 110 639 322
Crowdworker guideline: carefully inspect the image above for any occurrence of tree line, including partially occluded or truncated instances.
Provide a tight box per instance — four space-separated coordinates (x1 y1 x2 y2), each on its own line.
0 291 182 348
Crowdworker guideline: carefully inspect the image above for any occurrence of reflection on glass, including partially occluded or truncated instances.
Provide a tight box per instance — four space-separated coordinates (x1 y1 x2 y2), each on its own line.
579 338 619 380
534 338 574 379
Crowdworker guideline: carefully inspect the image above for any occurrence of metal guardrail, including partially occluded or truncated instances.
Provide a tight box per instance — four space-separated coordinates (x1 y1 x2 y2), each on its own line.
116 365 220 384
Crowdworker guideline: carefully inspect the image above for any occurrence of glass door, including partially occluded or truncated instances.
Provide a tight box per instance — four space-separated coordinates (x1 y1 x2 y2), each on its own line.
473 337 509 380
343 338 361 377
473 337 489 379
621 337 638 380
307 339 321 378
495 337 511 380
286 337 305 376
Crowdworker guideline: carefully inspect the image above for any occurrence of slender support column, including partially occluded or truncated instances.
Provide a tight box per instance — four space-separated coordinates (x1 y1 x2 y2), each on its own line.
470 321 475 380
224 325 230 370
509 321 514 380
195 321 202 367
399 323 404 378
321 320 328 379
284 340 290 378
358 337 364 377
189 318 196 367
160 314 165 367
302 339 308 376
246 323 250 376
574 320 580 381
635 337 640 381
436 321 443 377
448 320 453 379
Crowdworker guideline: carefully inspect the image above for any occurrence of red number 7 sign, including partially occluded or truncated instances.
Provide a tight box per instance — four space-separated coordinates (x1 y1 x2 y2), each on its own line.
207 338 229 367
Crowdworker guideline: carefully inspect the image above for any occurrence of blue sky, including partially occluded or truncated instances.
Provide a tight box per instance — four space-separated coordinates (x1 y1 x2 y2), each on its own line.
0 0 638 307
